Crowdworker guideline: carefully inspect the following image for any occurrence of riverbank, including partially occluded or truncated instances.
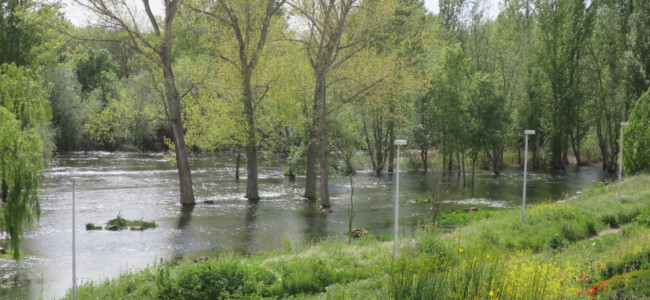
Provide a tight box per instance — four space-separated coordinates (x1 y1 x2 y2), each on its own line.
59 174 650 299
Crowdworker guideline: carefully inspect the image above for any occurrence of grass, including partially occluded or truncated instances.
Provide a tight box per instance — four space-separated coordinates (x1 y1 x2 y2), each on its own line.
60 174 650 299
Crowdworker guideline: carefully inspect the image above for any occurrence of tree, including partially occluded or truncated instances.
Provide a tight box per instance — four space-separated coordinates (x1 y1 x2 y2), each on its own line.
467 73 509 176
288 0 397 207
189 0 286 201
623 89 650 175
0 64 50 259
76 0 195 205
584 0 633 172
534 0 595 169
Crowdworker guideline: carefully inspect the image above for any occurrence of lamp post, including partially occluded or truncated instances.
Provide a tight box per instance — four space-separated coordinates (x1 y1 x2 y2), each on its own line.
522 130 535 224
619 122 629 202
71 178 78 300
393 139 407 258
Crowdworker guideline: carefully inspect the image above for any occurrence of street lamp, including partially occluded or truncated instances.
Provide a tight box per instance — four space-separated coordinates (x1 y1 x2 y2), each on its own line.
393 139 407 258
522 130 535 224
619 122 629 202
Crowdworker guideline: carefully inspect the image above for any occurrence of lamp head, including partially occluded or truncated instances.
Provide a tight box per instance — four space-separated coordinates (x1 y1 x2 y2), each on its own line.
394 139 407 146
524 130 535 135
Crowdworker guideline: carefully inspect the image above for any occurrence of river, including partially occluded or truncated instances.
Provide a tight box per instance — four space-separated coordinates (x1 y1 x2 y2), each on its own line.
0 152 606 299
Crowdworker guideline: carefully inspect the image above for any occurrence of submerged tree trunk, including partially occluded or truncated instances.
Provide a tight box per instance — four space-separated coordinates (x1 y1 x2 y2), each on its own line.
235 152 241 181
162 61 195 205
304 103 319 200
387 119 395 173
316 73 331 209
242 69 260 200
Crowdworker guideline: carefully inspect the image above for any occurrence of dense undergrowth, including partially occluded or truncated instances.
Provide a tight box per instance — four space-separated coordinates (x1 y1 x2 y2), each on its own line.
61 175 650 299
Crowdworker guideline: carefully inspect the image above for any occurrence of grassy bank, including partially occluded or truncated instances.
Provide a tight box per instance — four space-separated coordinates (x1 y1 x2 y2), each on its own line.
61 175 650 299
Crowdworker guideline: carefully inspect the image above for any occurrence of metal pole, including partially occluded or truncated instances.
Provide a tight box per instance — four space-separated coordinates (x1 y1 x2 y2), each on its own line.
522 134 528 224
72 179 77 300
394 144 400 258
618 123 626 202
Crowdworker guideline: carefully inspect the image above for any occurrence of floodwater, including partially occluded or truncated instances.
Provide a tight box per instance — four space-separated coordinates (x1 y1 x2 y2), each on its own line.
0 152 606 299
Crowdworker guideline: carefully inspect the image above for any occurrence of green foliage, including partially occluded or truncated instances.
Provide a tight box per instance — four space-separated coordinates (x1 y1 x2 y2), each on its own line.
624 88 650 174
0 64 50 259
158 256 271 300
105 214 156 230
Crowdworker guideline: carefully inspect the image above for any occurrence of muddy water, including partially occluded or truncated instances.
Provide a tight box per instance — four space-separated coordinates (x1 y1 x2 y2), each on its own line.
0 152 605 299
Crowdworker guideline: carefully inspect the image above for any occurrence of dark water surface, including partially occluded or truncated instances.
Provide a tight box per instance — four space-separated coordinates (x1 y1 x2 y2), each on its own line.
0 152 606 299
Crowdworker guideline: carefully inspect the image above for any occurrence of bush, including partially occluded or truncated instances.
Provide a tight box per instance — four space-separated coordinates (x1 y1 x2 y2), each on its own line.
602 213 620 229
157 257 273 300
624 88 650 175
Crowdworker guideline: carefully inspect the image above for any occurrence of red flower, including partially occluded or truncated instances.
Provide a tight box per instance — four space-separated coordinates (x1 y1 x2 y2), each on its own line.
577 291 583 295
581 278 585 282
600 282 607 286
593 285 599 292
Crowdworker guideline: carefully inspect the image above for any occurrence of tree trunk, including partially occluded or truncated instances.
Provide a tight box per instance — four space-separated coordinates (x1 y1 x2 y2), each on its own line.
1 179 7 203
159 3 194 206
242 69 259 200
235 152 241 181
162 64 195 205
304 106 319 200
387 119 395 173
317 73 330 209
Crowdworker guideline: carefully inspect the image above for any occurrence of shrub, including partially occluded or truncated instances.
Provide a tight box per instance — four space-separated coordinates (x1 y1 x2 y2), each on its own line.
602 214 620 229
157 256 273 300
624 89 650 175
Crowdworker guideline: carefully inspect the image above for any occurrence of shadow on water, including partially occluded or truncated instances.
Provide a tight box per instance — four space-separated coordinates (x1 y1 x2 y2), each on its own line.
178 205 195 230
242 200 259 255
303 200 328 243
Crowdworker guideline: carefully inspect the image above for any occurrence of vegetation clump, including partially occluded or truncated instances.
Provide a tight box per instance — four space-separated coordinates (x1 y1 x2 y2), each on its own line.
104 215 156 231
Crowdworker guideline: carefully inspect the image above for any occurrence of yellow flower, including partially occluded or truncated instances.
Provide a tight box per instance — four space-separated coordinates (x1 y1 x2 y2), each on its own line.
489 291 495 296
459 247 464 253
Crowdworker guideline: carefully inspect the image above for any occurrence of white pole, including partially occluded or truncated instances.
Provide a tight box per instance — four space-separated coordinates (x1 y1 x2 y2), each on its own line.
522 130 535 225
72 179 77 300
393 140 406 258
522 134 528 224
618 122 629 202
394 144 400 258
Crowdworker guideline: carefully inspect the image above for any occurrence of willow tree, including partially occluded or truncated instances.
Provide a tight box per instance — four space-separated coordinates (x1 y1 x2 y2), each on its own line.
76 0 195 205
0 64 49 259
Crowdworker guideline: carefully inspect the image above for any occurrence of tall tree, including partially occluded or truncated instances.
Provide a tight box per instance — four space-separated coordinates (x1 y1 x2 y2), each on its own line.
76 0 195 205
288 0 395 206
189 0 286 201
535 0 595 168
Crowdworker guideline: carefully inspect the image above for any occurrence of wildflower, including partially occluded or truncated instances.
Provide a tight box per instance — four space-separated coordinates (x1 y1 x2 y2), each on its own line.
597 264 602 268
459 247 464 253
600 282 606 286
489 291 494 296
593 285 599 292
561 296 566 299
577 291 582 295
580 278 585 282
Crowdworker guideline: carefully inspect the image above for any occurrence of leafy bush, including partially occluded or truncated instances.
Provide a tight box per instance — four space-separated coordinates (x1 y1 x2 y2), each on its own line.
157 256 273 300
624 89 650 175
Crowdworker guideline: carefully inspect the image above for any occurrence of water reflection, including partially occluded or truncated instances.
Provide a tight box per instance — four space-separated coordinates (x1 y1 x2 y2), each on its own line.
242 201 259 255
303 201 328 243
